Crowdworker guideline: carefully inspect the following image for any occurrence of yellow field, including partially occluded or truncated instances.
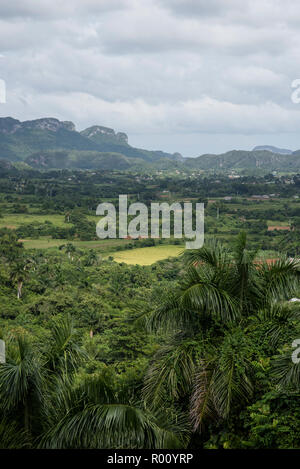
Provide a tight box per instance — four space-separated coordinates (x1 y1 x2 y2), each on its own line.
108 245 183 265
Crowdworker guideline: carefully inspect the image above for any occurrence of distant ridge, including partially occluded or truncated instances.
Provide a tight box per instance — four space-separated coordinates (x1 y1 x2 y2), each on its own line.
184 149 300 171
0 116 300 171
0 116 182 169
252 145 292 155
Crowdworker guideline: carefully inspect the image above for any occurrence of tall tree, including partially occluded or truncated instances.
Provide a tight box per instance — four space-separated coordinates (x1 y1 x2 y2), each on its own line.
142 233 300 434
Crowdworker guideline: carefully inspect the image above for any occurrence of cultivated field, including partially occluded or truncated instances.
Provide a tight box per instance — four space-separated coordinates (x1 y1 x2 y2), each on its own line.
20 237 132 251
107 245 183 265
0 213 97 229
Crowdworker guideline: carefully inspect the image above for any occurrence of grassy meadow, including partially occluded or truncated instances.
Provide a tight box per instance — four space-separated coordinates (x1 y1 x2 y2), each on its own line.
107 244 183 265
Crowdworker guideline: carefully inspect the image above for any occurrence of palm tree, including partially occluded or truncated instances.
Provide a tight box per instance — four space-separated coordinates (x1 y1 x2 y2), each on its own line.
64 211 71 223
0 315 188 449
0 229 23 263
84 249 98 266
43 313 87 374
40 373 188 449
10 261 29 299
59 243 76 261
278 229 300 257
141 232 300 433
0 316 83 444
0 333 43 441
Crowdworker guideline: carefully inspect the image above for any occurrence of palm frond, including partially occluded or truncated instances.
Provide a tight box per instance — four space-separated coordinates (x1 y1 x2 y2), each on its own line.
183 239 230 271
272 348 300 391
41 403 186 449
210 330 254 419
259 257 300 304
145 290 197 333
190 359 217 432
44 314 87 374
180 266 239 322
143 341 198 409
257 303 300 350
0 334 43 411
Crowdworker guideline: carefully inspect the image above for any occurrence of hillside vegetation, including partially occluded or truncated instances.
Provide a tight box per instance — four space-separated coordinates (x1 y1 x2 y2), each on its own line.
2 117 300 171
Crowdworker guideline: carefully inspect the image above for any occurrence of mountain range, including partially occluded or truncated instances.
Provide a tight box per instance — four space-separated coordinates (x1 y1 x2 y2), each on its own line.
0 117 182 170
252 145 293 155
0 116 300 172
186 149 300 171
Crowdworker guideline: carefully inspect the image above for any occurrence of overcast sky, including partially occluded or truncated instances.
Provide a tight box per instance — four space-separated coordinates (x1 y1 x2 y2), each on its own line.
1 0 300 156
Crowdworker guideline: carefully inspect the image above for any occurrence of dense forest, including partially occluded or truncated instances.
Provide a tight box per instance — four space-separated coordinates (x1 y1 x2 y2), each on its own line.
0 166 300 449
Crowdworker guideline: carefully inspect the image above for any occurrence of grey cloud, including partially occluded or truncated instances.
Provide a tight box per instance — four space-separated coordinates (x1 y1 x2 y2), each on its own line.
0 0 129 19
1 0 300 155
157 0 244 18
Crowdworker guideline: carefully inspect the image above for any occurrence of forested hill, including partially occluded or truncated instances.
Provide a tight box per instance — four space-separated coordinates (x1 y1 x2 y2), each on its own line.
1 116 300 171
184 149 300 171
0 117 182 168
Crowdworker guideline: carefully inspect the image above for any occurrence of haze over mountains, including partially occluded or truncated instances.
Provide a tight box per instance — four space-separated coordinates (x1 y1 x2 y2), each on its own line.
0 117 300 172
252 145 293 155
